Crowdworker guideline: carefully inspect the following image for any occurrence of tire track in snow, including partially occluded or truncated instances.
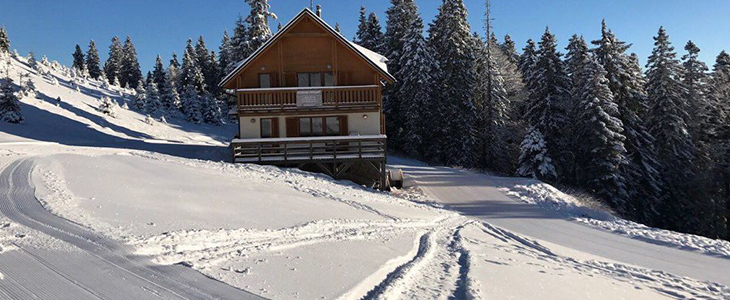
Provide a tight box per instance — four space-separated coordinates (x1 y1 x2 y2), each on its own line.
133 218 452 267
358 219 479 300
0 159 267 300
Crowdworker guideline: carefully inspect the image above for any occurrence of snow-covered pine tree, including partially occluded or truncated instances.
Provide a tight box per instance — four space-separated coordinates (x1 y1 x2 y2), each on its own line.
103 36 123 86
161 74 181 113
521 28 571 179
0 76 23 123
98 96 116 118
206 51 221 95
563 35 591 182
591 21 663 223
473 32 512 173
86 40 101 79
133 81 146 110
194 36 214 93
179 41 206 93
0 26 10 54
354 6 369 45
711 51 730 121
645 27 697 229
427 0 479 167
395 10 434 158
382 0 419 150
246 0 276 55
219 30 233 77
201 92 223 125
144 81 163 117
27 52 39 71
365 12 385 53
228 16 249 74
501 34 520 65
335 23 341 33
181 84 202 123
152 55 166 91
646 27 694 180
519 39 538 85
120 36 143 89
72 44 86 74
517 127 556 179
682 45 728 237
575 56 629 208
167 52 181 92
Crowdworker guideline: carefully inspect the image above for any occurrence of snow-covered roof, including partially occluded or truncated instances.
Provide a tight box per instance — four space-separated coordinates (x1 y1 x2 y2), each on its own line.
219 8 395 88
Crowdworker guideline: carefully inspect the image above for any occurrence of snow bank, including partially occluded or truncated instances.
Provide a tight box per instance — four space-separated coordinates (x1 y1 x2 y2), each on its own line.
505 180 730 260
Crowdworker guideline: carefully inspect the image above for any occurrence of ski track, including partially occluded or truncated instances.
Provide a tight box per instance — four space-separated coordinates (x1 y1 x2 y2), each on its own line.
0 159 266 300
471 222 730 300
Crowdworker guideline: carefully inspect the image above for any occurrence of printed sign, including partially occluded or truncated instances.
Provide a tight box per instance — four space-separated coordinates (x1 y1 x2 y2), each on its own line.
296 90 323 108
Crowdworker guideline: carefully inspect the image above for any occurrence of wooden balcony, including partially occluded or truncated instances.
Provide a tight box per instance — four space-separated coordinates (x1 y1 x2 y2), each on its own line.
236 85 381 114
231 135 387 164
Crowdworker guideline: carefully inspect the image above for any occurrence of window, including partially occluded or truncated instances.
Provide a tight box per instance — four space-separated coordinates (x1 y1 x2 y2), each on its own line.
326 117 339 135
296 116 345 137
299 118 312 136
297 72 334 87
260 118 278 138
259 73 271 88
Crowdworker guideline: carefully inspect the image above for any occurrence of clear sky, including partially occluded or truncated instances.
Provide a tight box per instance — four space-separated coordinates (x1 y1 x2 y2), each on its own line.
1 0 728 73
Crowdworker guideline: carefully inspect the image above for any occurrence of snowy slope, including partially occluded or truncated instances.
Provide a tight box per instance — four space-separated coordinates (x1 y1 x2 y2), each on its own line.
1 53 729 299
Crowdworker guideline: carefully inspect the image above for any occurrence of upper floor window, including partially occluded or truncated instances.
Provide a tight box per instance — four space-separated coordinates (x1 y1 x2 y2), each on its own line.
298 72 334 87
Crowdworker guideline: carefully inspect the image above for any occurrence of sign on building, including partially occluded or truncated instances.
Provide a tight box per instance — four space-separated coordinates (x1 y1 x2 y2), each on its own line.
296 90 323 108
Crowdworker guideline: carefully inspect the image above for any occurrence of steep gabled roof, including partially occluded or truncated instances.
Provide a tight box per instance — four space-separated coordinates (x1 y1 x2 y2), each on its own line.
219 8 395 88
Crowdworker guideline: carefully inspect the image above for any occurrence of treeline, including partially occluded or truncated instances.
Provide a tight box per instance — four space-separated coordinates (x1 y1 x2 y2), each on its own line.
371 0 730 241
65 0 278 124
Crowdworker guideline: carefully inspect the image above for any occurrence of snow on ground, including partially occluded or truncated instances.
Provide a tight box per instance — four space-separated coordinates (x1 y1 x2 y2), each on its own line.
2 53 729 299
503 178 730 260
0 54 235 145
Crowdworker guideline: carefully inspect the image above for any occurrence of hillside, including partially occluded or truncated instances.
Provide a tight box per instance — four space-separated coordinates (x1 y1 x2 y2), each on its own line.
1 53 730 299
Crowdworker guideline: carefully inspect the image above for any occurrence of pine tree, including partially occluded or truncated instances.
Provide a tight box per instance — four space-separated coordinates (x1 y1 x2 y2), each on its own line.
518 127 556 179
181 84 202 123
427 0 479 166
501 34 520 65
354 6 369 45
681 41 712 163
144 82 163 117
395 11 434 158
519 39 538 85
246 0 277 55
645 27 697 229
473 32 512 173
365 12 385 53
218 30 233 77
575 56 629 208
98 96 116 118
201 92 223 125
103 36 123 85
179 40 206 93
161 74 181 113
335 23 341 33
382 0 419 149
229 16 250 73
86 40 101 79
167 52 181 91
194 37 211 89
133 81 146 110
152 55 166 91
206 51 221 95
72 44 86 73
591 21 663 222
120 36 143 89
26 52 38 71
522 28 571 179
0 76 23 123
0 26 10 54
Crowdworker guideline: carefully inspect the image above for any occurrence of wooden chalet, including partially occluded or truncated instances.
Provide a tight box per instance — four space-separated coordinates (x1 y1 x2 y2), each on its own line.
219 6 395 190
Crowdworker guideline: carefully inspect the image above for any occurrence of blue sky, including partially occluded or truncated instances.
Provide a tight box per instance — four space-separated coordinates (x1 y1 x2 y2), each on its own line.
1 0 728 73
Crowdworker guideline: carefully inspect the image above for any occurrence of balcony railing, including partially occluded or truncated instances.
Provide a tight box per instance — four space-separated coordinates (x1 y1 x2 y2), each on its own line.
236 85 381 113
231 135 387 164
